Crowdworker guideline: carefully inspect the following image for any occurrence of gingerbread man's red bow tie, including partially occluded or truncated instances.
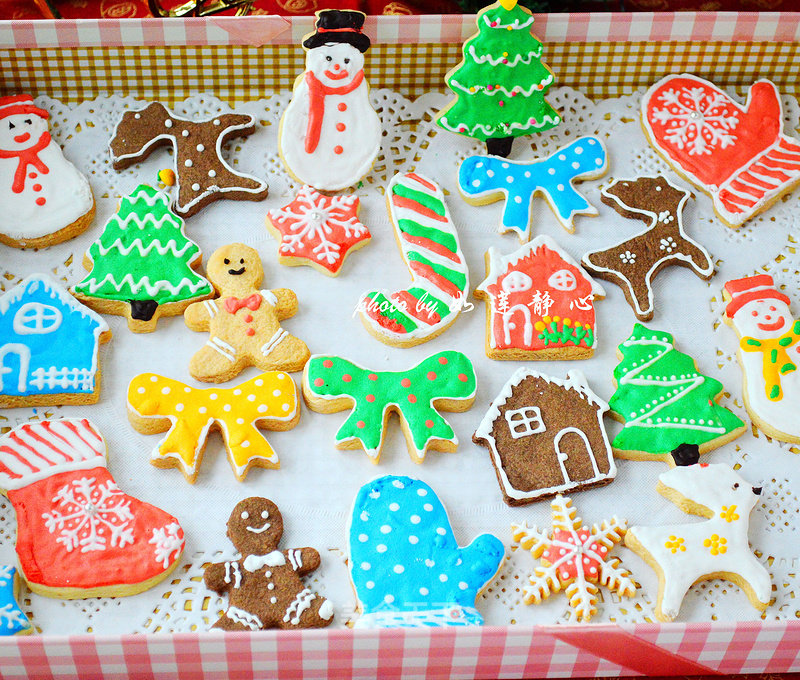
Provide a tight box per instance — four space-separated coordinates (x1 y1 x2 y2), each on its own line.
223 293 262 314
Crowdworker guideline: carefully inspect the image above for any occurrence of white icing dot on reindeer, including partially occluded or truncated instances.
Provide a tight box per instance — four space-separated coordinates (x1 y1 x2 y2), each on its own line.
203 497 333 631
184 243 310 382
625 446 771 622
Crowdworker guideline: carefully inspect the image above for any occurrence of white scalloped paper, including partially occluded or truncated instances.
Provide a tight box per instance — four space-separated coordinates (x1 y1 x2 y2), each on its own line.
1 86 800 634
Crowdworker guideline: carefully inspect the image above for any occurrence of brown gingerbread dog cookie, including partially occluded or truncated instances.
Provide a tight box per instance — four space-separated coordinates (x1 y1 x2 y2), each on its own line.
109 102 268 218
184 243 311 382
204 497 334 631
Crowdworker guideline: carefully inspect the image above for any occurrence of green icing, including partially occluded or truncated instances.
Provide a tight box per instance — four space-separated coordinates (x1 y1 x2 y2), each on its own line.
392 184 446 216
74 185 212 305
406 286 451 319
436 0 560 142
362 291 418 333
305 351 476 459
407 252 468 291
609 323 745 457
397 218 458 254
537 320 594 348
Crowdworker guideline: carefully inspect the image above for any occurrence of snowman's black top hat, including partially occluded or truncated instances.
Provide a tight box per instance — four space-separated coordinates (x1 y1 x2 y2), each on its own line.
303 9 371 53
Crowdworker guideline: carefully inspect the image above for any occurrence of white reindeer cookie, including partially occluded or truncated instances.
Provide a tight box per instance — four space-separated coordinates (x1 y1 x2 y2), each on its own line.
184 243 310 383
278 10 381 191
722 274 800 443
625 447 771 622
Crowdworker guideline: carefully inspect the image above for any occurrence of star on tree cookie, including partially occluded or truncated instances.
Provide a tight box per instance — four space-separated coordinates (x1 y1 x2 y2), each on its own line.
266 186 371 276
512 495 635 622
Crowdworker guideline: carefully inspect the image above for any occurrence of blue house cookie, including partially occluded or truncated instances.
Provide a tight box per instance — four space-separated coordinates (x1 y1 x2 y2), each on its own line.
0 274 111 407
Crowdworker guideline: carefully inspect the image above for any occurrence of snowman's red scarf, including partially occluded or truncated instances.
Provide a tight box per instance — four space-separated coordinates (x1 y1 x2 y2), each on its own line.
304 71 365 154
0 131 51 194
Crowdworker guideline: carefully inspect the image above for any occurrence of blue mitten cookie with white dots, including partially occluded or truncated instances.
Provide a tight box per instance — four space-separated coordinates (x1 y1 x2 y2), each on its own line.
349 475 504 627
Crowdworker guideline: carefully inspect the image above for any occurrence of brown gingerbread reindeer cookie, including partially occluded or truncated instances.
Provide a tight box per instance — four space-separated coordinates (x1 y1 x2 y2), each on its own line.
109 102 268 218
581 176 714 321
184 243 310 382
204 498 334 631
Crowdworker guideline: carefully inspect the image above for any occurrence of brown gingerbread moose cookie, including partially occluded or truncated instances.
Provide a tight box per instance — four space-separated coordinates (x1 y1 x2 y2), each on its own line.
109 102 268 218
184 243 311 382
581 176 714 321
204 497 334 631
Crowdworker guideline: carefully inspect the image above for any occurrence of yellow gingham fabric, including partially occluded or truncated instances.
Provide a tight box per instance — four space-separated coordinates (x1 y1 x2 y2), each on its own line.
2 41 800 104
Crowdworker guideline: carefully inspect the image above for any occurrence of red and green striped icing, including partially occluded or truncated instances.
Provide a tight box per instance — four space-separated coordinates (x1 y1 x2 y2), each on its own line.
359 172 468 342
304 351 476 461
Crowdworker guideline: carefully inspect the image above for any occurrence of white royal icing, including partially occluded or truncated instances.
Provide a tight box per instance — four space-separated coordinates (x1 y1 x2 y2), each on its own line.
279 42 381 191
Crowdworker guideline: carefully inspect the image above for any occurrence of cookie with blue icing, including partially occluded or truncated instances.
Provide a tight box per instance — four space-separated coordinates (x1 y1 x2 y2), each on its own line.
458 136 608 241
348 475 504 627
0 566 32 636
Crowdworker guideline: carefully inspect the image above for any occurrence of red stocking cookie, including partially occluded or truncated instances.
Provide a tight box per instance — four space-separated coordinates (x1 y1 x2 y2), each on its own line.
110 102 268 218
184 243 310 382
204 497 333 631
0 419 184 599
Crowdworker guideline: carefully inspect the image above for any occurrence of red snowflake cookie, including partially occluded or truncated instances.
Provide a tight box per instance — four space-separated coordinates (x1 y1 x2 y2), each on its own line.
266 186 371 276
512 495 635 622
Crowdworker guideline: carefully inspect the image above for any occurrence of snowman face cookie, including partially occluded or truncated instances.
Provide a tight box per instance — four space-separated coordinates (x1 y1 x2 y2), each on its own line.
734 298 793 337
0 94 95 248
0 112 48 152
206 244 264 291
307 43 365 88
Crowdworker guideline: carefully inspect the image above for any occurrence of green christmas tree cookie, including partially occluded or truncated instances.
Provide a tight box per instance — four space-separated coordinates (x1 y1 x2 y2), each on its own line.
436 0 560 157
609 323 746 461
72 184 213 333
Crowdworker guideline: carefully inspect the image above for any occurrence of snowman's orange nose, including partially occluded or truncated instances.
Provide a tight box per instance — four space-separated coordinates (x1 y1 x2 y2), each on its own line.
14 133 30 143
333 63 340 70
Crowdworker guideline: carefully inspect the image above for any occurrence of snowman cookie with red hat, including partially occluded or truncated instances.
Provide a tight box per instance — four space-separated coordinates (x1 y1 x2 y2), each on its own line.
0 95 94 249
278 9 381 192
723 273 800 443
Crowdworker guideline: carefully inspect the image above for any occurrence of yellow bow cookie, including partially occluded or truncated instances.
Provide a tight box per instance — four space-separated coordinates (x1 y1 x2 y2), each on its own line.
127 372 299 483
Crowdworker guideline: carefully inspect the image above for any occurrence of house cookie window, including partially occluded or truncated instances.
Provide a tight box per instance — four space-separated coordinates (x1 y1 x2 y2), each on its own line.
13 303 62 335
505 406 545 439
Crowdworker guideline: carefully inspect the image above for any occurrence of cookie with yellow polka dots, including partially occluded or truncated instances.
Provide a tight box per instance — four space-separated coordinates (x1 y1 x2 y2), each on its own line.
624 451 771 622
127 371 300 483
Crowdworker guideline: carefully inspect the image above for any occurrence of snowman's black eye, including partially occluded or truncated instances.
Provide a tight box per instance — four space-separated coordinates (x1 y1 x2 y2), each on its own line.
239 258 244 264
24 119 31 125
326 55 332 62
8 122 14 129
344 58 350 64
734 483 739 489
224 258 230 264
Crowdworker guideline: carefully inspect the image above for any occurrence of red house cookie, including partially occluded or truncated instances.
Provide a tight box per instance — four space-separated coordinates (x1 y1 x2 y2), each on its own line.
474 235 605 360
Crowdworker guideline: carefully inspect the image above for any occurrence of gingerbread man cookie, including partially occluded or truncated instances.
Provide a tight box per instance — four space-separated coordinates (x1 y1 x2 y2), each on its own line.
204 497 334 631
184 244 310 382
110 102 268 218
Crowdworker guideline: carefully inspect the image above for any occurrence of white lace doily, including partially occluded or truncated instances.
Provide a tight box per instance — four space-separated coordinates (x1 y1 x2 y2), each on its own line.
2 86 800 634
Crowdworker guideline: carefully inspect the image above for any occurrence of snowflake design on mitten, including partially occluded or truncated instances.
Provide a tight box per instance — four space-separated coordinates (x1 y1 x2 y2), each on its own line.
511 495 635 622
42 477 135 553
651 86 739 155
267 186 371 275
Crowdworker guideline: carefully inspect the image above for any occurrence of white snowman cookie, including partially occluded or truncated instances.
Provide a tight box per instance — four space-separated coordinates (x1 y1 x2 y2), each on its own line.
0 95 94 248
278 10 381 192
